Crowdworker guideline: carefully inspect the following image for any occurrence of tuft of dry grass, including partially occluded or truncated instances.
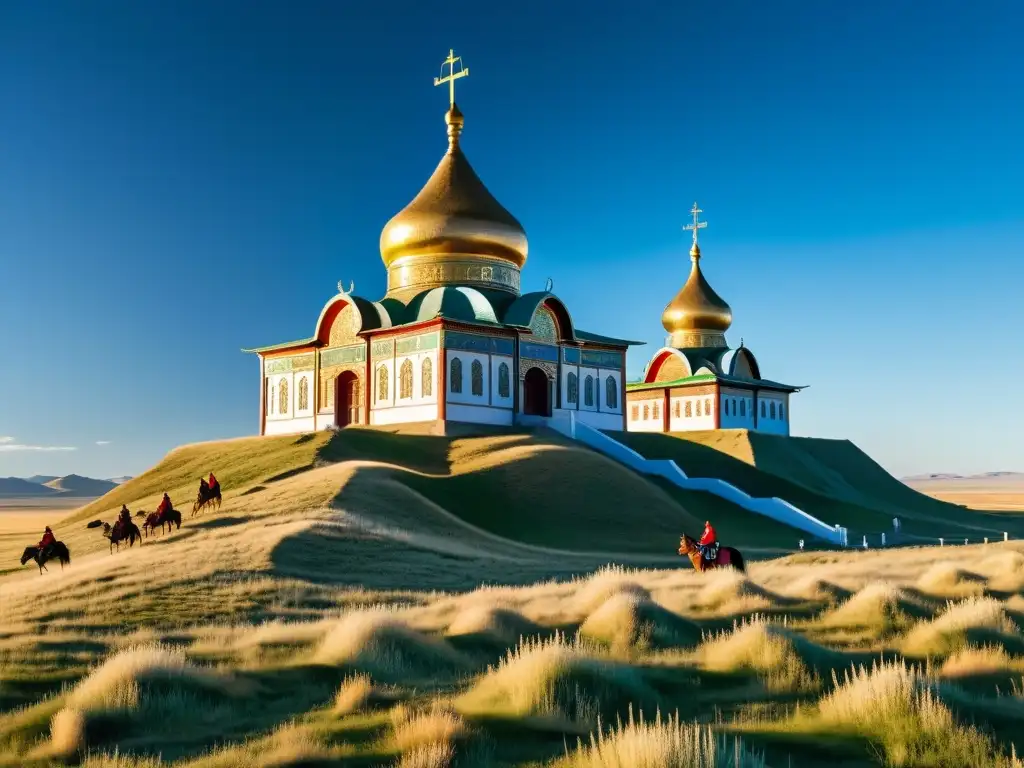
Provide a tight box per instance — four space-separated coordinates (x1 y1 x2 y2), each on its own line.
697 616 819 692
938 644 1018 679
390 702 469 752
48 707 85 758
916 562 988 598
554 707 764 767
817 581 918 636
397 740 456 768
902 597 1018 657
333 673 375 715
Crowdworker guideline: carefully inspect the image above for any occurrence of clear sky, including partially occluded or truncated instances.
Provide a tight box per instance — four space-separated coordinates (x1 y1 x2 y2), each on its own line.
0 1 1021 480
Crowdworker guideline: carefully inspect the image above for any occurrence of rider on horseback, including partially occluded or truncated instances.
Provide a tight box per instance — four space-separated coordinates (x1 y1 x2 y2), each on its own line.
38 526 56 557
199 477 209 497
697 521 719 563
157 493 172 517
208 472 219 495
116 505 131 533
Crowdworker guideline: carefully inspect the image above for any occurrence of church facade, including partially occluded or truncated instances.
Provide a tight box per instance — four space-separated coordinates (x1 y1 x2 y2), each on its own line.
625 205 804 435
243 52 639 436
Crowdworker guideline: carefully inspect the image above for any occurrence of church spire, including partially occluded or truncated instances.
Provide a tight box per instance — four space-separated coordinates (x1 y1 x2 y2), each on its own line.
435 49 469 150
661 202 733 349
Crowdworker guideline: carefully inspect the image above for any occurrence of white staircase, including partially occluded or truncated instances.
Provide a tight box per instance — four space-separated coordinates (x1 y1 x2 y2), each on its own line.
548 413 848 547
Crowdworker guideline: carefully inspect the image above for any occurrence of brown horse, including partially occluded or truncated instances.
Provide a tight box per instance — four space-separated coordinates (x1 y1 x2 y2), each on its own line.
192 484 221 517
101 520 142 553
21 542 71 574
678 533 745 573
143 508 182 537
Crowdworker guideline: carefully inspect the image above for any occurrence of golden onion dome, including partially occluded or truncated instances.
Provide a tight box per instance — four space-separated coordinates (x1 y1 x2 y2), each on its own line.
661 242 733 348
379 104 528 275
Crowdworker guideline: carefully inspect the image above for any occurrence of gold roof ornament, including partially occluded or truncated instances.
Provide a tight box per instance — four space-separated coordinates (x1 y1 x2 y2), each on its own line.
379 49 528 299
661 202 733 348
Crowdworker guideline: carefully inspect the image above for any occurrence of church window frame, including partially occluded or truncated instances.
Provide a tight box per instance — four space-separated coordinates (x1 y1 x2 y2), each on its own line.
761 400 766 418
584 375 594 407
674 400 680 418
652 401 660 419
770 401 777 419
704 398 711 416
377 365 389 402
684 400 692 418
298 376 309 411
566 372 578 404
740 399 746 417
399 359 413 400
605 376 618 409
779 402 785 420
278 377 289 414
631 404 639 421
421 358 433 398
498 362 510 399
643 404 650 420
471 359 484 397
268 383 275 415
450 357 463 394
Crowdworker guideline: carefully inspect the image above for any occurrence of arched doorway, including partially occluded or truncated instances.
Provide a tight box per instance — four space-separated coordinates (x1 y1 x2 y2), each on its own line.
522 367 551 417
334 371 360 427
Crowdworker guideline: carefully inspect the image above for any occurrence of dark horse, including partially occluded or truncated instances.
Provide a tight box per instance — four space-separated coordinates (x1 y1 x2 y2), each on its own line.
192 484 221 517
678 533 746 573
21 542 71 574
143 507 182 537
101 520 142 553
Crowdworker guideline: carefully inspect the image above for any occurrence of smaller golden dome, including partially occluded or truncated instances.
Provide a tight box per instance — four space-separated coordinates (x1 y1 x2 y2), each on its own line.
661 242 733 347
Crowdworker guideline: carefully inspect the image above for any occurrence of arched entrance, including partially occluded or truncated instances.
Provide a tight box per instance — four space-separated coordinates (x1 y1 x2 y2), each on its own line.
334 371 361 427
522 367 551 417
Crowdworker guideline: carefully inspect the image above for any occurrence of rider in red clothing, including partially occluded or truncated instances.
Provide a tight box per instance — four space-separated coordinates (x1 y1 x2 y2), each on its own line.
156 493 172 516
38 526 56 552
698 521 719 562
208 472 219 494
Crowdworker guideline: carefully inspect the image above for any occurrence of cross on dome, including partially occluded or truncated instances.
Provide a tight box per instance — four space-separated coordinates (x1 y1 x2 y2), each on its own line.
683 201 707 247
434 49 469 107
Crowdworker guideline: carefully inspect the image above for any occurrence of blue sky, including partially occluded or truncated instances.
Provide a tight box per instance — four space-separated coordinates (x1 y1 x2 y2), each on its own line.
0 1 1021 480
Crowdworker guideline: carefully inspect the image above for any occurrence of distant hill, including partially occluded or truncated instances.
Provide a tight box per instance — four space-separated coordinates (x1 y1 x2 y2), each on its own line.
42 474 119 496
0 477 59 497
24 474 60 484
903 472 1023 483
107 476 133 485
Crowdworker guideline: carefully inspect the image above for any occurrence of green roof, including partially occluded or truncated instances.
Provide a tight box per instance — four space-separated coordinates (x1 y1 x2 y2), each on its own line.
405 286 501 325
575 329 644 347
626 372 804 393
241 336 317 354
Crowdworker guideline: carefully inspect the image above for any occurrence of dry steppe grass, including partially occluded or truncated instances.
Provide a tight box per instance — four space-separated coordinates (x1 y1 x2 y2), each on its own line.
2 428 1024 766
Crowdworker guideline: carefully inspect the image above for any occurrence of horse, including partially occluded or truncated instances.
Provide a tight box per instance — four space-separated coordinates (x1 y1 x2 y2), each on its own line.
192 484 221 517
143 507 181 537
20 542 71 574
101 520 142 553
678 533 746 573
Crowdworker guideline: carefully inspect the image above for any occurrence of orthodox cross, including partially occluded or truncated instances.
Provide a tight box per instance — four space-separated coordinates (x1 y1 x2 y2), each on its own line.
434 49 469 106
683 201 707 246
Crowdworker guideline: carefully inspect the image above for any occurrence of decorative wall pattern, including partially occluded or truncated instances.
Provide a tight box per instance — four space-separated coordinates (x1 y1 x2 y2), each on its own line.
563 347 582 364
371 339 395 360
520 361 557 381
654 354 689 383
530 306 559 342
445 332 514 356
582 350 623 368
421 358 433 397
520 341 559 362
320 344 365 367
328 305 360 347
396 332 439 356
387 260 521 294
399 359 413 399
266 354 315 375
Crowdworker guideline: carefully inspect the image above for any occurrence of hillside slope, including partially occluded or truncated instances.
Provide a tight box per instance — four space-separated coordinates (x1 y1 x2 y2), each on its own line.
0 477 57 498
616 430 1024 540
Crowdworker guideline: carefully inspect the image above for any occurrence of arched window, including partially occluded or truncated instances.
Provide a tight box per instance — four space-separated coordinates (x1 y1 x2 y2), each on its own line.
566 372 578 404
450 357 463 394
682 400 690 417
377 366 389 401
704 398 711 416
673 401 680 418
498 362 510 399
631 404 639 420
779 402 785 420
471 359 484 396
760 401 766 417
740 399 746 416
399 359 413 399
770 401 777 419
298 377 309 411
422 358 433 397
269 384 275 414
279 378 289 414
642 404 650 420
584 375 594 407
605 377 618 409
652 401 660 419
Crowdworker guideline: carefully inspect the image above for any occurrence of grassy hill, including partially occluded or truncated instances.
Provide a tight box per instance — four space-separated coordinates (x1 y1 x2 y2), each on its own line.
2 427 1024 766
616 430 1024 541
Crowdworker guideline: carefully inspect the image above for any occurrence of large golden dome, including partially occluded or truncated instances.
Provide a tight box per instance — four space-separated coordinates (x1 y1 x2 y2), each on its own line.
380 104 528 299
662 242 733 348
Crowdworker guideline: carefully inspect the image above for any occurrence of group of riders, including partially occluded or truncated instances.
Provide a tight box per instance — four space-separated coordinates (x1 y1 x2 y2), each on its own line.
33 473 221 562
